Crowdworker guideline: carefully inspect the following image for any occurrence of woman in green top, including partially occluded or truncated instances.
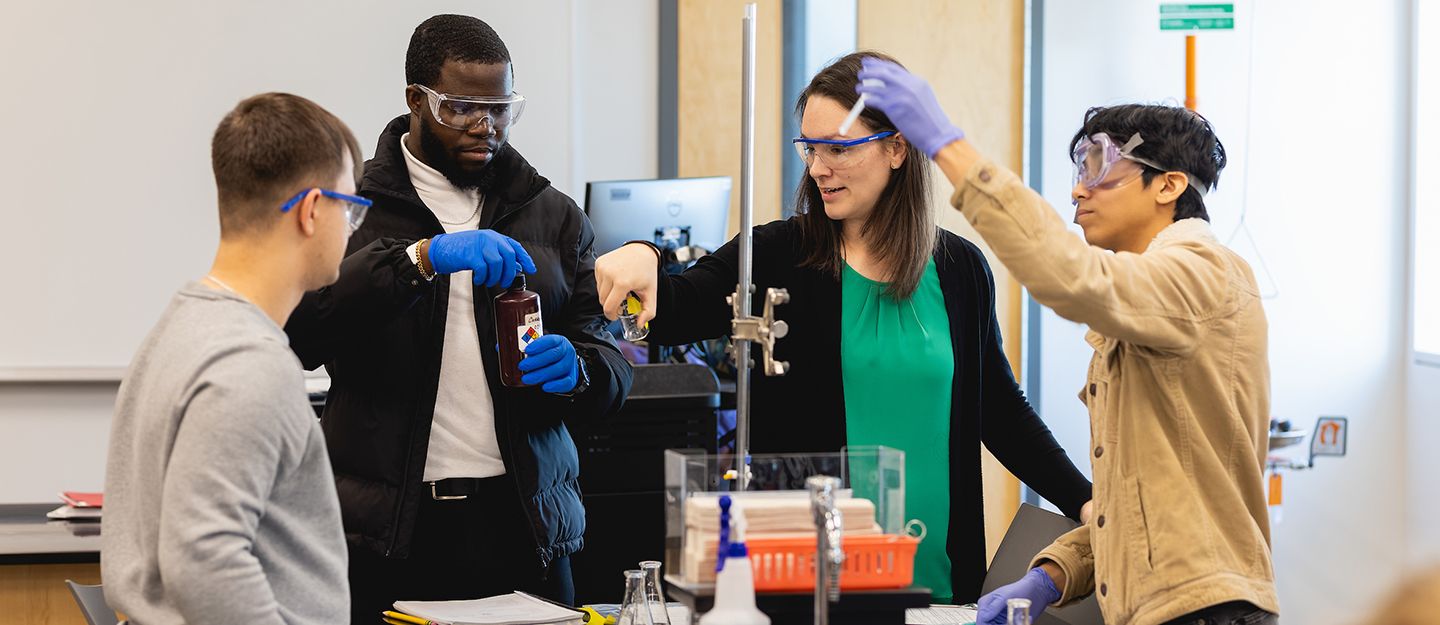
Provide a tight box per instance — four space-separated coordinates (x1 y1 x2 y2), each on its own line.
594 52 1092 603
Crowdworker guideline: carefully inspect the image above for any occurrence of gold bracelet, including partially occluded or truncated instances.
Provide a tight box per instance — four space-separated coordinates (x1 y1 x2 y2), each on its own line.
414 239 436 281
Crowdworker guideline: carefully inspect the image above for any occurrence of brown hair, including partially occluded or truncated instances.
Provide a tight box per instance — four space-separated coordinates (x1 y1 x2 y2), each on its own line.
210 92 363 236
794 51 935 300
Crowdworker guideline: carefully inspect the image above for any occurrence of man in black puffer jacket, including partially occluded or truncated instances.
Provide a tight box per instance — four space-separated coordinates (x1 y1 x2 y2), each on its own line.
284 15 631 621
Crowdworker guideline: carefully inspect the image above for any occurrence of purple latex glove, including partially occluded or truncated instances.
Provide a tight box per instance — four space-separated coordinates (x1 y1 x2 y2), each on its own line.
427 229 537 288
976 567 1062 625
517 334 580 393
855 57 965 158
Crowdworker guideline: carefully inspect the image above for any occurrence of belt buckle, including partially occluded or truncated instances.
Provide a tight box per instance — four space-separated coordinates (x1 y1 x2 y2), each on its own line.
431 481 468 501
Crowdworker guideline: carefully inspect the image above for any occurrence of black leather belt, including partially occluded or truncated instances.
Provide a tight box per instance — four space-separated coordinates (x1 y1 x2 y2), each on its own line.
429 477 494 500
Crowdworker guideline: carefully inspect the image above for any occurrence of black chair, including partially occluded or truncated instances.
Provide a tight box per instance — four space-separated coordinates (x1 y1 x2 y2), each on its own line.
65 580 120 625
981 504 1104 625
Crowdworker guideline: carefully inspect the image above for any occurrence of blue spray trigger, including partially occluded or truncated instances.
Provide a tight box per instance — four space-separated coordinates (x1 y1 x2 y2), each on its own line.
716 495 732 572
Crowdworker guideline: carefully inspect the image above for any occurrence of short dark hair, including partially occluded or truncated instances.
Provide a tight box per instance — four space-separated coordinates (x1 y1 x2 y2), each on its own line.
210 93 362 236
793 51 934 301
406 14 512 88
1069 104 1226 222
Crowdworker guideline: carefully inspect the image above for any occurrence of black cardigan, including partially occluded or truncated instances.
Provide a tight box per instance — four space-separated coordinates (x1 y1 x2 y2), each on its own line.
649 218 1091 602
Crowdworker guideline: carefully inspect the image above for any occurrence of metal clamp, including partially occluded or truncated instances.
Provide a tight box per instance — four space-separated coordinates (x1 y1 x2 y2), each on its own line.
728 286 790 376
808 475 844 625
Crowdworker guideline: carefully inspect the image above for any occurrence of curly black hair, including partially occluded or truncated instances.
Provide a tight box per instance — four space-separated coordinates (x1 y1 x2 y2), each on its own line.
405 14 512 88
1070 105 1226 222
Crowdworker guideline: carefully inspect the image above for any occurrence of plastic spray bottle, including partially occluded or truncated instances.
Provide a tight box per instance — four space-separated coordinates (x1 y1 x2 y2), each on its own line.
699 495 769 625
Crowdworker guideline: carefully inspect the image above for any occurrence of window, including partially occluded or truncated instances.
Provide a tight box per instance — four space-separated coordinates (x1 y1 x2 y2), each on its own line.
1415 0 1440 360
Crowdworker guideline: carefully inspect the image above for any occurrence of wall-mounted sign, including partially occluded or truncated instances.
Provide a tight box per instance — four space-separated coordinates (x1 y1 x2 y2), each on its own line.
1160 3 1235 30
1310 416 1348 466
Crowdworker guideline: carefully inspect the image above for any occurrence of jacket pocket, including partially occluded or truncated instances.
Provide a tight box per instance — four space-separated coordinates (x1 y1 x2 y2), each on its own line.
1090 379 1114 443
1119 475 1160 614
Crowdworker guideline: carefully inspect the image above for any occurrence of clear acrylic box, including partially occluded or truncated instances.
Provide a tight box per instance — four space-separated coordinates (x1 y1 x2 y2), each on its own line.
662 446 905 590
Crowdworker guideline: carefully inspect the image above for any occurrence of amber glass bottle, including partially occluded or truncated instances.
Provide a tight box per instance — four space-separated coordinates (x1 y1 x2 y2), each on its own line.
495 274 542 387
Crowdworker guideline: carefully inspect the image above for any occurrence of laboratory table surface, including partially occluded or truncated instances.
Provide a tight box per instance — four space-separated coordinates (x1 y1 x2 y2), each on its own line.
0 503 102 565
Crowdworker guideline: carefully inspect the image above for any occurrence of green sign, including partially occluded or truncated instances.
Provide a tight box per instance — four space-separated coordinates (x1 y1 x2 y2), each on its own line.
1160 3 1235 30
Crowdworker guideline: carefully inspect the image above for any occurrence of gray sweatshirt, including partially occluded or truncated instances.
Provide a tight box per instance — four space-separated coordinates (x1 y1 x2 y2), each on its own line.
103 283 347 624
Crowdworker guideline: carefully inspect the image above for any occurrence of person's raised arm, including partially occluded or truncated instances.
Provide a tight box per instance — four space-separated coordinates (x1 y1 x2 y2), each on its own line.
857 59 1230 353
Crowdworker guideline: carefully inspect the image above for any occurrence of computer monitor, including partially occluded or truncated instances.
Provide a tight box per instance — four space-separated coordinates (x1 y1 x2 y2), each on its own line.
584 176 733 258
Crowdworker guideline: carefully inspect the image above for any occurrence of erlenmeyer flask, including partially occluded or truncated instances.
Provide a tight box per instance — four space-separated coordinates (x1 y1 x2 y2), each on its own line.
639 560 671 625
617 569 655 625
1006 598 1032 625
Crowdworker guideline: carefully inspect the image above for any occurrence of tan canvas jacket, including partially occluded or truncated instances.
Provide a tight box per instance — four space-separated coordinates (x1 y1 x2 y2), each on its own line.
950 158 1278 625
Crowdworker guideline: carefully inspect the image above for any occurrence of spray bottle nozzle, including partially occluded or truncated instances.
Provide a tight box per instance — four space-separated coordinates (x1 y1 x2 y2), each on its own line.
716 495 732 572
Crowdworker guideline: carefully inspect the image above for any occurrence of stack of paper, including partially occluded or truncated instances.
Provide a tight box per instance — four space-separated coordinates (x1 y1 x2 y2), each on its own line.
682 493 883 583
905 604 978 624
47 491 103 520
391 592 585 625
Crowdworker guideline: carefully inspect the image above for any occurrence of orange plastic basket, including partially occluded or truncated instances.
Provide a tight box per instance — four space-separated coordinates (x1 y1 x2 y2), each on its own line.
745 534 919 592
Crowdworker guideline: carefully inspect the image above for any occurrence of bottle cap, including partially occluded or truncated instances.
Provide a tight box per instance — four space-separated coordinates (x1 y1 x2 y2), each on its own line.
727 541 748 558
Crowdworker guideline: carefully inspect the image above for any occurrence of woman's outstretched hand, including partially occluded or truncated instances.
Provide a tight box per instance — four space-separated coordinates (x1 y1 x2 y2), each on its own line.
595 243 662 327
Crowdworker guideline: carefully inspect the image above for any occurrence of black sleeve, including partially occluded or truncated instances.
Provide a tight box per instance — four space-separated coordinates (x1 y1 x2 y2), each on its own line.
532 217 633 420
648 223 786 345
973 256 1094 521
284 237 433 370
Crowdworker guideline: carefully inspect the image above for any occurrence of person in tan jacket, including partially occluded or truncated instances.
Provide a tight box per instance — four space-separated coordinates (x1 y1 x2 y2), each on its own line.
853 60 1278 625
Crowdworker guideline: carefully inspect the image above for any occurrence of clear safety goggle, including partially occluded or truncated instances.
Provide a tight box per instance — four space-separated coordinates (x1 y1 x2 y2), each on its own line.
413 84 527 131
1072 132 1206 197
792 131 895 170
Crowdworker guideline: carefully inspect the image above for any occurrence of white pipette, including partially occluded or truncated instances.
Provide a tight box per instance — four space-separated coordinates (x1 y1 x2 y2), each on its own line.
838 79 883 135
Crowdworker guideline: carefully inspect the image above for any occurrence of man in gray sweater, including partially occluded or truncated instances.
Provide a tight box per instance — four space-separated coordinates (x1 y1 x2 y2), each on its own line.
103 92 366 624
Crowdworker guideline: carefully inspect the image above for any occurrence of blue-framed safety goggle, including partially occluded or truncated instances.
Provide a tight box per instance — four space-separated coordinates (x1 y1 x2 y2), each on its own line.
791 131 896 168
280 188 371 233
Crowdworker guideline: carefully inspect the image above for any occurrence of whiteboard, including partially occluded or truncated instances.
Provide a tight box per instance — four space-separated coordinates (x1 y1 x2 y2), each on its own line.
0 1 582 379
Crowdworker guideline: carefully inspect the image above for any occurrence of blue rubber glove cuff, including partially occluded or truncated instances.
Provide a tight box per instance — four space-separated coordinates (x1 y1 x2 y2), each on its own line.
975 567 1063 625
1029 566 1063 603
517 334 580 393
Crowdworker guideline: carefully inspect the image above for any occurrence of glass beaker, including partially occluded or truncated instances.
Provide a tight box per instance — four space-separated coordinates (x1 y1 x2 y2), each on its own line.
1006 597 1032 625
618 294 648 341
639 560 670 625
617 569 655 625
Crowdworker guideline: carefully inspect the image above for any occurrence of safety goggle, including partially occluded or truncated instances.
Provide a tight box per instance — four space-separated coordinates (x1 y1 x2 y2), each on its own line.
1071 132 1206 197
280 188 371 234
792 131 895 170
413 84 527 131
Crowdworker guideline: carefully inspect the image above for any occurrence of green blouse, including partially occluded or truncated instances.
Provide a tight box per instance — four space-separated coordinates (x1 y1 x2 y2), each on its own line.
841 258 955 602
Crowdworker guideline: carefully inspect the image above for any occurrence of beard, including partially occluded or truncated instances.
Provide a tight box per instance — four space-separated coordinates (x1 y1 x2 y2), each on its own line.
417 121 503 193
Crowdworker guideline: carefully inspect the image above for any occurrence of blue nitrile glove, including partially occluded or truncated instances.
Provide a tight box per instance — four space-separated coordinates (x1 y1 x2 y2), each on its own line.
976 567 1063 625
855 57 965 158
427 230 538 288
518 334 580 393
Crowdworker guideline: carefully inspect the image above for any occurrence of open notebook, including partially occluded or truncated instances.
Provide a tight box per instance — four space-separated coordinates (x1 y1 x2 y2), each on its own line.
393 592 585 625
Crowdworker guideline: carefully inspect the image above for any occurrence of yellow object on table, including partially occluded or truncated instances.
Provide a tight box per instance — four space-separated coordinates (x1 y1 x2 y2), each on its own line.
579 606 612 625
